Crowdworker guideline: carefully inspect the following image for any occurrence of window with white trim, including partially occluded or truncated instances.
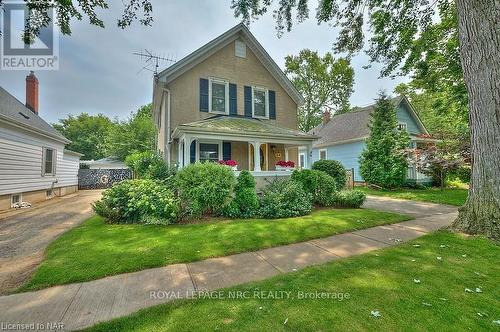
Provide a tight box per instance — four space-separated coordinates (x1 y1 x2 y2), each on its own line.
11 193 21 207
299 153 306 168
319 149 327 160
43 148 55 176
235 40 246 58
198 142 220 162
209 78 229 114
397 122 407 131
252 87 269 118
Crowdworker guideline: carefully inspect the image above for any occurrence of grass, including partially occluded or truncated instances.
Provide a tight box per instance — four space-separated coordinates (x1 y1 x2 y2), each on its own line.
359 187 468 206
21 208 411 292
84 231 500 332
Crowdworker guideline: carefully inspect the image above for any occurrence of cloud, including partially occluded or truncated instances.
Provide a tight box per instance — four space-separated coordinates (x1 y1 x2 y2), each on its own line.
0 0 407 124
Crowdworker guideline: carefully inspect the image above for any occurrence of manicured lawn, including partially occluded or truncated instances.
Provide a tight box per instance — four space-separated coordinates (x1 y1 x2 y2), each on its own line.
85 231 500 331
359 187 468 206
21 208 411 292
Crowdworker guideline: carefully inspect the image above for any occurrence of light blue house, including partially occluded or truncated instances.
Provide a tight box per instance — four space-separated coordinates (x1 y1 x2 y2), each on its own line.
303 96 435 184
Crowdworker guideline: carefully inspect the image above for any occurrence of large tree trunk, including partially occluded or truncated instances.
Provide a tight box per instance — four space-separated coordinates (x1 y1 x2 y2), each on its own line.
451 0 500 240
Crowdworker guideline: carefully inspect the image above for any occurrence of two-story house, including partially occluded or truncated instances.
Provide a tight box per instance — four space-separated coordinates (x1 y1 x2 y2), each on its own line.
152 24 317 178
307 96 437 184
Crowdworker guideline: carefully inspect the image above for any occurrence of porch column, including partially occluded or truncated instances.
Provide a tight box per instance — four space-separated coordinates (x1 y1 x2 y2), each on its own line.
306 144 312 169
183 135 192 167
284 148 289 161
253 141 261 172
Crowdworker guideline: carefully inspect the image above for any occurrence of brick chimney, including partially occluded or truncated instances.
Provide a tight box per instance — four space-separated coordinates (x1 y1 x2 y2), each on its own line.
25 71 39 114
322 111 331 124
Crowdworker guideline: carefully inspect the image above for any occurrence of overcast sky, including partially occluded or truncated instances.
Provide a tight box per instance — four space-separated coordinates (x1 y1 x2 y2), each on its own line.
0 0 407 124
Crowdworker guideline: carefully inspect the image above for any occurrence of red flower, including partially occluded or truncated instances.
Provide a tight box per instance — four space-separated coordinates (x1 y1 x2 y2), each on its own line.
219 160 238 166
276 160 295 168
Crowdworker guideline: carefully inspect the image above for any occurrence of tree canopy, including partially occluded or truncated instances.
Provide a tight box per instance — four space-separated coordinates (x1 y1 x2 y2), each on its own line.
53 113 116 160
105 104 156 160
0 0 153 43
53 104 155 161
285 49 354 132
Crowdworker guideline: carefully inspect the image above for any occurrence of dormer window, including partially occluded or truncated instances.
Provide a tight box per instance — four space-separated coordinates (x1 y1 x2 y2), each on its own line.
252 87 269 118
397 122 407 131
209 78 229 114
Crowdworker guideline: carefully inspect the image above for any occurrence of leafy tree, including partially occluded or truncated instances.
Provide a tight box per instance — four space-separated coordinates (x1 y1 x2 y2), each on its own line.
410 144 464 190
53 113 115 160
359 93 410 188
285 49 354 131
230 0 500 240
106 104 155 160
0 0 153 44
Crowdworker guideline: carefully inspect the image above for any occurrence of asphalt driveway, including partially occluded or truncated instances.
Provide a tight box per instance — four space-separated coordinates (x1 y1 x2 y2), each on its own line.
0 190 102 294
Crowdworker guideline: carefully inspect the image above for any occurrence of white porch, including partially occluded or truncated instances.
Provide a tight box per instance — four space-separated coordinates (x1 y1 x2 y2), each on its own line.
171 116 317 174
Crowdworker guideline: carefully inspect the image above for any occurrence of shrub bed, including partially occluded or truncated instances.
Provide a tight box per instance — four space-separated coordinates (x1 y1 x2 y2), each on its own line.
332 190 366 208
259 179 312 218
92 179 179 225
225 170 259 218
291 169 337 206
175 162 236 216
312 159 347 189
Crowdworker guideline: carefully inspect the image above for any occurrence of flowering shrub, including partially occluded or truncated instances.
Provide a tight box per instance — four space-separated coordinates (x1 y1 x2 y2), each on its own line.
218 160 238 167
259 179 312 218
276 160 295 167
92 179 179 225
175 162 236 216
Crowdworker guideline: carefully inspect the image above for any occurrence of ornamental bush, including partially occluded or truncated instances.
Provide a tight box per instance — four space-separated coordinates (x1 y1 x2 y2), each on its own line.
259 179 312 218
331 190 366 208
291 169 337 206
92 179 179 225
312 159 347 189
125 151 176 185
225 170 259 218
175 162 236 216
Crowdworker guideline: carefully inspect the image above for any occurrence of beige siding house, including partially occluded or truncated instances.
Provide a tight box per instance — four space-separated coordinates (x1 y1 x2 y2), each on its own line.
0 73 81 211
152 24 316 178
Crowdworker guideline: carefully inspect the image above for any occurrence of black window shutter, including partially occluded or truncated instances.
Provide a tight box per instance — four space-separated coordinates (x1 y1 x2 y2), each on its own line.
244 86 252 117
199 78 209 112
229 83 237 116
269 90 276 119
223 142 231 161
190 140 196 163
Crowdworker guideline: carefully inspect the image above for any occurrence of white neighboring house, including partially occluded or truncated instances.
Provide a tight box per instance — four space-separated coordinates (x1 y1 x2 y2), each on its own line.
0 72 82 211
80 156 127 169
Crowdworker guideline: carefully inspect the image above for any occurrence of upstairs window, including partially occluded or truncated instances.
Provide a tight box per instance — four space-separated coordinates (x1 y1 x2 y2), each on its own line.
397 122 408 131
252 87 268 118
209 78 229 114
43 148 55 176
235 40 246 58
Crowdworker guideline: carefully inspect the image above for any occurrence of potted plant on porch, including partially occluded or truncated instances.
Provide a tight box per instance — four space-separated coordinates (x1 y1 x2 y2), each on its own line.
218 160 238 171
275 160 295 171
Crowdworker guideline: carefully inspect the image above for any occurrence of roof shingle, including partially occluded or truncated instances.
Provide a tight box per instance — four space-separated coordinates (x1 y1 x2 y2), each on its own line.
0 86 69 143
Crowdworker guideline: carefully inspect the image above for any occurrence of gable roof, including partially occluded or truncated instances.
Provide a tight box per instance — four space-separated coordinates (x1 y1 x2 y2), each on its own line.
0 86 69 143
157 23 305 106
309 95 428 148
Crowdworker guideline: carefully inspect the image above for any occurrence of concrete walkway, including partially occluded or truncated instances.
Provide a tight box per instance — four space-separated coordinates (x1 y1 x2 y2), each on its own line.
0 196 457 331
0 190 102 295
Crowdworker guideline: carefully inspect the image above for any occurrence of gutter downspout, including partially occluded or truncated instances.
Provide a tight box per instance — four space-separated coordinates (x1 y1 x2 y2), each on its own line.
162 88 171 164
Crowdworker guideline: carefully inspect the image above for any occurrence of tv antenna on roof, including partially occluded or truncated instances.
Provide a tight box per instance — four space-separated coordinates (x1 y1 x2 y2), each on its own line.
133 49 176 76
